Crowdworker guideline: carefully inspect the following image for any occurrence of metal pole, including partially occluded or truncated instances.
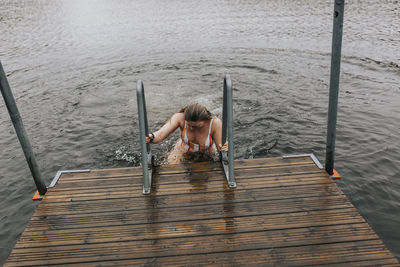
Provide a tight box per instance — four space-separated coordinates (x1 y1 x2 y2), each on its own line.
221 75 236 188
142 84 150 154
226 75 236 187
222 80 228 144
325 0 345 175
0 61 47 195
136 80 151 194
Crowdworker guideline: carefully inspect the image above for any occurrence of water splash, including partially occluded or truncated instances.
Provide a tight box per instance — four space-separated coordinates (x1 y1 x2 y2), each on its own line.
114 146 140 165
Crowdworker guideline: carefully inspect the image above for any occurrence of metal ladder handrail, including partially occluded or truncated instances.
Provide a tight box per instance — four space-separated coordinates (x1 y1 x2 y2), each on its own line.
136 76 237 194
136 80 153 194
0 61 47 196
221 75 236 188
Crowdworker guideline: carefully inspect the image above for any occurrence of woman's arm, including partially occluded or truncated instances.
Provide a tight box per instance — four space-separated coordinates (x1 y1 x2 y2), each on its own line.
146 112 184 144
212 117 228 151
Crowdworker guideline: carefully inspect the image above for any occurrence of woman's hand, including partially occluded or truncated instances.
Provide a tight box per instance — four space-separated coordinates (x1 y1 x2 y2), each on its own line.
145 133 155 143
218 141 228 152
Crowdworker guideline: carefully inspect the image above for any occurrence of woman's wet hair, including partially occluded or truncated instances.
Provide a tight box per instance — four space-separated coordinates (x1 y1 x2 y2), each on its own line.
179 103 212 122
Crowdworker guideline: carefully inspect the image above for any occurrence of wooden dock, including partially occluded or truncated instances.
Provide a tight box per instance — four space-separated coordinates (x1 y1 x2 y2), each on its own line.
6 156 399 266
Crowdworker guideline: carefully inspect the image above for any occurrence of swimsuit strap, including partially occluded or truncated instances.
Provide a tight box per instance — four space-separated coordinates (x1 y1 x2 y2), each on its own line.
183 121 189 144
205 119 213 148
208 119 213 135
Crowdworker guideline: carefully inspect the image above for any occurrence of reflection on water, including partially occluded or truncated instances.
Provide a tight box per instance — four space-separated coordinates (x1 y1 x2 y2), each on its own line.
1 0 400 263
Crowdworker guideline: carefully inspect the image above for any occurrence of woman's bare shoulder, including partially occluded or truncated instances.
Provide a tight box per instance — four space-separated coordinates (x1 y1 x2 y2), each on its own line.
212 117 222 129
213 116 222 123
171 112 185 128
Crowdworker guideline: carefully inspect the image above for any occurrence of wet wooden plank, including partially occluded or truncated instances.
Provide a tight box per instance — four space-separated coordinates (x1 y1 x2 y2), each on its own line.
25 206 363 233
50 257 400 267
37 184 337 205
7 240 394 266
45 173 328 198
41 173 331 203
32 192 351 218
10 226 382 261
16 222 373 248
5 156 399 266
54 162 318 187
56 157 314 186
21 208 365 242
156 156 314 173
33 184 343 215
25 195 354 230
322 258 400 267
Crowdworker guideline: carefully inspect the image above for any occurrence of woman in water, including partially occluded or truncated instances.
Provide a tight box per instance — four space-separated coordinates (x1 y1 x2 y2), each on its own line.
146 103 228 164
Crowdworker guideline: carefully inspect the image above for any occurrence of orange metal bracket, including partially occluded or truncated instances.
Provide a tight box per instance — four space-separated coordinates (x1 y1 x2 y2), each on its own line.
329 169 341 179
32 190 46 201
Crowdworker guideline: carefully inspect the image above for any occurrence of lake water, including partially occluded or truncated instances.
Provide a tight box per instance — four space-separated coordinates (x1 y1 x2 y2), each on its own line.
0 0 399 263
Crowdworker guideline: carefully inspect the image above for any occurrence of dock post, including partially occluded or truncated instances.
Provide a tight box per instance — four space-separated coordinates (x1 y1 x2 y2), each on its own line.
136 80 152 194
325 0 345 175
0 61 47 195
221 75 236 188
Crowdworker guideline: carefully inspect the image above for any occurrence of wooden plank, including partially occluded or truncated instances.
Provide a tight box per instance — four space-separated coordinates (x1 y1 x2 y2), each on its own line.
6 240 393 266
152 163 321 185
11 225 380 258
38 257 400 267
321 258 400 266
40 173 331 203
36 182 333 203
235 156 313 167
49 169 324 194
67 157 311 181
26 194 353 229
33 184 343 215
24 207 363 232
54 163 319 188
54 157 314 184
15 221 375 248
156 156 313 173
20 208 365 243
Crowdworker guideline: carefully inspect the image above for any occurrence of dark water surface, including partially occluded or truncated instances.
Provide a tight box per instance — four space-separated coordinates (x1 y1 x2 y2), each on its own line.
1 0 399 263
